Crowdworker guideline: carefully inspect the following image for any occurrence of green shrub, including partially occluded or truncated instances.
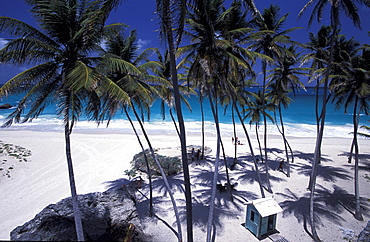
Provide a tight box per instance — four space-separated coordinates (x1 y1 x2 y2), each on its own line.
131 149 182 177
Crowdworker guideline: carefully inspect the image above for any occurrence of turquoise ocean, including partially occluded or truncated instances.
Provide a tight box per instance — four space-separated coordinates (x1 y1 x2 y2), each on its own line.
0 87 368 138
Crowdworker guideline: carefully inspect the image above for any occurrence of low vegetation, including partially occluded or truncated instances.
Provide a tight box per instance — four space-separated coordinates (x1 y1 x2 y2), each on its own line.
126 145 212 178
128 148 182 177
0 140 32 178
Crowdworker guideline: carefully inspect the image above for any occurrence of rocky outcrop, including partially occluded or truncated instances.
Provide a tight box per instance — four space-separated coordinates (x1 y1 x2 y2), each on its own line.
357 221 370 242
10 186 143 241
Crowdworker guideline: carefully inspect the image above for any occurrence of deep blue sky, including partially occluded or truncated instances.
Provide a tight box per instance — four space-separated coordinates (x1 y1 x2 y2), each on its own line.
0 0 369 84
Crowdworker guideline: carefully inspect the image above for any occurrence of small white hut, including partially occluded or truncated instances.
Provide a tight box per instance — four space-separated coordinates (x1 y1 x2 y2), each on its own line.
245 197 283 238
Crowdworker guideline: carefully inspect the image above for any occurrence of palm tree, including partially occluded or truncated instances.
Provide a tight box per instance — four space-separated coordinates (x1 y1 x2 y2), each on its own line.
0 0 124 240
217 0 256 167
179 1 265 240
302 25 333 143
247 4 301 192
101 26 160 217
244 90 275 184
330 38 370 221
99 25 188 239
267 45 309 177
298 1 370 240
155 0 192 241
155 51 194 136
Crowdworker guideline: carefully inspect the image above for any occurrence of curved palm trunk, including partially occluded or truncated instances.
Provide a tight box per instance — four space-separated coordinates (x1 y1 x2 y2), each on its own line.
309 22 338 242
124 106 153 216
262 113 272 192
234 102 265 198
348 139 355 163
220 139 233 201
261 61 272 193
132 107 183 241
64 121 85 241
161 1 192 239
276 104 291 177
200 96 206 159
206 90 222 242
308 81 328 191
255 125 264 164
352 97 363 221
170 108 180 137
232 106 238 165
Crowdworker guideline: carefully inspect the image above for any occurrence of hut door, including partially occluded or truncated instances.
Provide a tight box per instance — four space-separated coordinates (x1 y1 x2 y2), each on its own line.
267 215 274 231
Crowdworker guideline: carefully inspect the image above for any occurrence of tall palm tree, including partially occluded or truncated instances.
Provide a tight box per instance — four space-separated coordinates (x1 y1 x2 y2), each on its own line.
244 90 275 182
155 0 192 241
0 0 124 240
247 4 301 192
101 26 161 217
298 1 370 240
155 51 194 136
180 3 226 241
99 26 188 239
179 1 265 240
330 38 370 221
302 25 332 145
267 45 309 177
217 0 256 166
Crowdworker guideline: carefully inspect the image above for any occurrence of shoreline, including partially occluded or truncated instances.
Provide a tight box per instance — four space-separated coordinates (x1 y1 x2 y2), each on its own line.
0 128 369 241
0 118 361 139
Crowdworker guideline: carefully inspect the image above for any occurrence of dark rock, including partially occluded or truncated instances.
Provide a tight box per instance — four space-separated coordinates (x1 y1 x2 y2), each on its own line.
0 103 12 109
10 187 144 241
357 220 370 242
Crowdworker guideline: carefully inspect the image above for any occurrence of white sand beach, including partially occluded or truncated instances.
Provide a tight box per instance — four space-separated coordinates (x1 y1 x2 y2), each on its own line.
0 126 369 241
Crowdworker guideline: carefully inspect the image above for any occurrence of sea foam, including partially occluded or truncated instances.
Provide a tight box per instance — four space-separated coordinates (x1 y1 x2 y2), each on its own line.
0 115 356 139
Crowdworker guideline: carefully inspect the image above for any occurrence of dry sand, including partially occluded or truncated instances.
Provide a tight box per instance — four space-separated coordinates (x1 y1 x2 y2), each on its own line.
0 127 369 241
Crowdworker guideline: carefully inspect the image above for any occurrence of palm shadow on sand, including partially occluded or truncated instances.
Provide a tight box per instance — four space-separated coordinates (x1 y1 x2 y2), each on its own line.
150 174 187 196
296 164 352 182
276 188 345 238
315 184 370 217
339 151 370 172
277 184 370 239
293 150 332 163
177 184 258 239
103 177 133 190
230 156 287 194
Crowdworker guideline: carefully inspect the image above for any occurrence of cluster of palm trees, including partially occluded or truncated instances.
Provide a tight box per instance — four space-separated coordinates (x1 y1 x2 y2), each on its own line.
0 0 369 241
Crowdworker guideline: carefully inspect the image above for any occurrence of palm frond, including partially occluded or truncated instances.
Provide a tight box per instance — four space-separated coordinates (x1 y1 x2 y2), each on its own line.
0 62 59 97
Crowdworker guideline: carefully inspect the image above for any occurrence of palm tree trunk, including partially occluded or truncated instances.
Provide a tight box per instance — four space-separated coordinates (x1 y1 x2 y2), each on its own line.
309 21 338 242
162 1 192 239
64 121 85 241
200 96 205 160
353 97 363 221
170 108 180 137
124 106 153 216
206 90 222 242
277 104 291 177
261 61 272 193
348 138 355 163
263 113 272 191
220 139 233 201
255 125 264 164
132 106 183 241
234 102 265 198
232 106 238 165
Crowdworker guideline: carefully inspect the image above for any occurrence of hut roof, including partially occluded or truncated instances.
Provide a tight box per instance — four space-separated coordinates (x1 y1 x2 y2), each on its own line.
249 197 283 217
